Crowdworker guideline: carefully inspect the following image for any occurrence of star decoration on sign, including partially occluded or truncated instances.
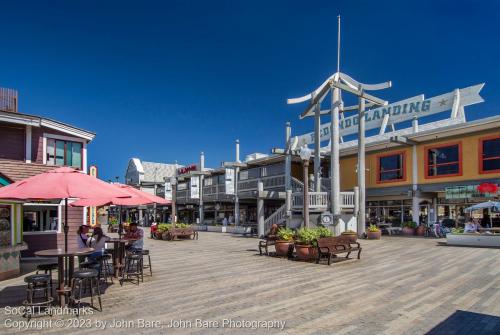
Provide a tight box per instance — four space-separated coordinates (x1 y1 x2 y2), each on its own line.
439 99 448 106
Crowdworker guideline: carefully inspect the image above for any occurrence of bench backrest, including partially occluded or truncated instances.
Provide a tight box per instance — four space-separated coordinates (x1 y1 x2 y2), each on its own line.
317 236 351 248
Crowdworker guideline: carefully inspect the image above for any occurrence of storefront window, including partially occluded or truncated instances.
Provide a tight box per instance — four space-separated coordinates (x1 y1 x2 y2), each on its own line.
426 143 461 177
23 206 58 232
0 205 11 247
46 138 83 169
480 137 500 173
377 152 405 182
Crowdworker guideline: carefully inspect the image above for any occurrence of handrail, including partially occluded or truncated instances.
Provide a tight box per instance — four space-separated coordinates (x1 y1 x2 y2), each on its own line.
263 204 287 234
291 177 304 192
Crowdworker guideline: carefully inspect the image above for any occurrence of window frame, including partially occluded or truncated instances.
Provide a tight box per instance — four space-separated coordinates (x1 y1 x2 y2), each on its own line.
43 134 85 170
424 141 462 179
478 135 500 174
376 150 407 184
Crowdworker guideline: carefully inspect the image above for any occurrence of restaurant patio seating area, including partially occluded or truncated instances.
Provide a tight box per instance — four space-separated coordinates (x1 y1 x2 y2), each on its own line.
1 230 499 334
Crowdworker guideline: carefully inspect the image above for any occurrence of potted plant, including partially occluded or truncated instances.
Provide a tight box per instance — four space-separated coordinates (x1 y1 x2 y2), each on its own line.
294 227 332 261
275 228 295 256
295 228 319 261
341 230 358 243
415 224 425 236
402 221 417 236
367 224 381 239
157 223 171 240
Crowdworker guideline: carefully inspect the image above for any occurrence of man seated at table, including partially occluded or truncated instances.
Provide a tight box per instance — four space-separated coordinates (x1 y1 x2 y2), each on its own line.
464 218 481 233
124 222 144 252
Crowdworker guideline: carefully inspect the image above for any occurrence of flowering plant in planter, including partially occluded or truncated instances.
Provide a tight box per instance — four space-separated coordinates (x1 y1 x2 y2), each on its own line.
367 224 381 240
275 228 295 256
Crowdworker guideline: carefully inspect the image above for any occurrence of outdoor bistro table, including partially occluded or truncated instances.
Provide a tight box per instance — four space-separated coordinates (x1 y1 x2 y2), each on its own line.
108 237 137 278
34 247 94 307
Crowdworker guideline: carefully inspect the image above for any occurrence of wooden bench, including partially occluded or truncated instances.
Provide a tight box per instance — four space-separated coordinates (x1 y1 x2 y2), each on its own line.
316 236 362 265
166 227 198 241
258 224 279 256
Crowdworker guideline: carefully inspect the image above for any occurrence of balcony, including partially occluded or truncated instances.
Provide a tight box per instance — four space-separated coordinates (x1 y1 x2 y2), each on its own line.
292 192 329 212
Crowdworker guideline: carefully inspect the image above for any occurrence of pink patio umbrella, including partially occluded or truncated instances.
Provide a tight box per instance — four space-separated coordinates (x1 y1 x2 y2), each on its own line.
0 167 131 251
70 183 171 236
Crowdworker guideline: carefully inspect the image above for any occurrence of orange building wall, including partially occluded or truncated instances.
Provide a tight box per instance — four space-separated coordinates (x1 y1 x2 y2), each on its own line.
417 131 500 184
338 130 500 191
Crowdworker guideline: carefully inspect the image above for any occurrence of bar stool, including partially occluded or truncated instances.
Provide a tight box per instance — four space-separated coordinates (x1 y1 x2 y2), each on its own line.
141 249 152 276
70 269 102 313
23 274 53 319
36 262 57 293
120 253 143 286
95 254 114 285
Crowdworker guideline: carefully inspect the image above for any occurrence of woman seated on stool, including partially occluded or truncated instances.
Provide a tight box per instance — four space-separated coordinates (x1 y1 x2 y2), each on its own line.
86 227 110 260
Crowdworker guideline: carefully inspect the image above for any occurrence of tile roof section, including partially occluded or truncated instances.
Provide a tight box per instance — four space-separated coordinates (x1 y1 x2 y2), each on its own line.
0 159 57 183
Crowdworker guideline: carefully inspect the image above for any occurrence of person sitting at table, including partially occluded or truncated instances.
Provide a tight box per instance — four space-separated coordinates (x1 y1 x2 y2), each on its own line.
464 218 481 233
86 227 110 260
77 224 90 248
124 222 144 252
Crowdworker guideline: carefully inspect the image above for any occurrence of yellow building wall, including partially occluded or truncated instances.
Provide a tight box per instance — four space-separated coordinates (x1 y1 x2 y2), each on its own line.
338 130 500 190
417 131 500 184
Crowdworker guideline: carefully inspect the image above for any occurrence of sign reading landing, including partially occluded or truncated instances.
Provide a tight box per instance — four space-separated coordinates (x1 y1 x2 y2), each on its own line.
294 84 484 147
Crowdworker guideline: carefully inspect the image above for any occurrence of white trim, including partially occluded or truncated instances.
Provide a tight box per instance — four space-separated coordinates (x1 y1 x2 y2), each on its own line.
25 125 32 163
23 231 58 235
40 119 95 141
58 204 62 233
43 132 87 143
16 205 22 245
43 133 87 171
0 112 40 127
10 204 14 247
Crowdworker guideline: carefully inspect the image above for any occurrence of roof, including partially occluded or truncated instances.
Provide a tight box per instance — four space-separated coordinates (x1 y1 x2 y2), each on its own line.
0 159 57 183
0 109 95 141
141 161 180 183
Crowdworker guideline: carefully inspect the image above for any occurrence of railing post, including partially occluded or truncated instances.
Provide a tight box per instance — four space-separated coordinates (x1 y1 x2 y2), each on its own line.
354 186 360 234
257 180 265 237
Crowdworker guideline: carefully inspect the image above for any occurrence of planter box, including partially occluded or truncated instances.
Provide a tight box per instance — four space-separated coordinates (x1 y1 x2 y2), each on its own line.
226 226 251 234
191 225 207 231
446 234 500 247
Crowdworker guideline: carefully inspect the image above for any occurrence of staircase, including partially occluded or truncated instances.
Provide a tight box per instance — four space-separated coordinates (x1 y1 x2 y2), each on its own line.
263 204 287 235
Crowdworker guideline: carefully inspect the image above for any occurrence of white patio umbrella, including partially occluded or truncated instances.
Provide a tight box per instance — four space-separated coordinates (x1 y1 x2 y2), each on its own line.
464 201 500 228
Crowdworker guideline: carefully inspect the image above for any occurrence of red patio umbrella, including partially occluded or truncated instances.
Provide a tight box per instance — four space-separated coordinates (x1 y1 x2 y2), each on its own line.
70 183 171 206
0 167 131 251
70 183 171 237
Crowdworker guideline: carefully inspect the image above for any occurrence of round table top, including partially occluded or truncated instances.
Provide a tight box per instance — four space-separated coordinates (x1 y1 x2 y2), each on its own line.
108 237 130 243
35 247 94 257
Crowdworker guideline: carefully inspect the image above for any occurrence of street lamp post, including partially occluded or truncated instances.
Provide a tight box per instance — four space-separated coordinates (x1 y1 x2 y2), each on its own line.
170 176 177 228
299 145 312 228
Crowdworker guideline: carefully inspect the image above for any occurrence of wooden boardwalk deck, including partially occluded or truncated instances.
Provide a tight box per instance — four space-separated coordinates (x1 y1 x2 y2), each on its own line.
1 231 499 334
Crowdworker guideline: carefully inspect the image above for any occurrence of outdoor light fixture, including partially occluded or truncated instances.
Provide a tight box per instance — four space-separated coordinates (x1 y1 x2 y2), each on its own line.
299 145 312 162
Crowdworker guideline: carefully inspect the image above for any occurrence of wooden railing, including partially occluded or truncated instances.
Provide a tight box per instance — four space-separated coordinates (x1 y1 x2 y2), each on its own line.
340 192 355 208
292 192 329 211
238 174 285 192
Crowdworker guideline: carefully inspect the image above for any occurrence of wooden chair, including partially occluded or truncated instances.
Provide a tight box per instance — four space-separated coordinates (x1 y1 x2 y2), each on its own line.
258 224 279 256
316 236 362 265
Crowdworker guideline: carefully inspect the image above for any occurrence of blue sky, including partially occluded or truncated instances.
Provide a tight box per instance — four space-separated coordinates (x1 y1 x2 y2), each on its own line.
1 0 499 181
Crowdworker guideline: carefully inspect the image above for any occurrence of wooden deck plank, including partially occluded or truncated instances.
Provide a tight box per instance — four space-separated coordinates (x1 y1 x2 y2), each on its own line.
0 231 499 334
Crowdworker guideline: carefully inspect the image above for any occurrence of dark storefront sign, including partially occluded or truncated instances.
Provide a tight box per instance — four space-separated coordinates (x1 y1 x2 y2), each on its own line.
445 184 499 200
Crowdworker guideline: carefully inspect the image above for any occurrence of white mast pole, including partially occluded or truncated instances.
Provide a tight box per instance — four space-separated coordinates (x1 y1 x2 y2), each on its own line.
330 15 342 234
